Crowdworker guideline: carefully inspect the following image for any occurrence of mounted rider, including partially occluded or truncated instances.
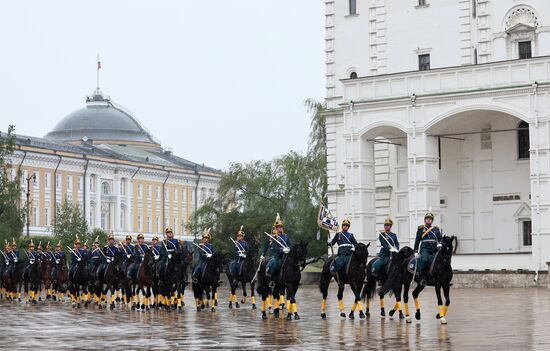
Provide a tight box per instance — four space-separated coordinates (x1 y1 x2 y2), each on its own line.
44 242 55 262
192 228 214 283
135 233 149 261
88 237 102 274
36 242 44 259
69 236 85 279
5 239 19 279
372 217 399 278
229 225 248 277
24 239 40 278
52 241 65 281
328 218 358 275
151 235 161 262
261 213 291 279
105 233 119 259
161 227 180 260
414 211 442 284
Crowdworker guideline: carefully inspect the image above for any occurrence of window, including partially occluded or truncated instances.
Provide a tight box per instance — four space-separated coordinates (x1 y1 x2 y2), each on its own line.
147 185 152 198
32 207 38 226
101 213 106 230
419 54 430 71
78 177 83 191
138 216 142 231
56 174 61 188
120 211 125 230
518 121 530 159
157 186 161 199
102 182 110 195
350 72 358 79
33 172 38 186
472 0 477 18
45 173 50 188
349 0 356 15
182 189 187 203
418 0 426 5
174 188 178 202
67 175 72 190
518 41 532 59
90 176 94 192
45 208 50 226
156 216 160 233
120 179 126 196
522 220 532 246
147 216 151 232
138 184 142 197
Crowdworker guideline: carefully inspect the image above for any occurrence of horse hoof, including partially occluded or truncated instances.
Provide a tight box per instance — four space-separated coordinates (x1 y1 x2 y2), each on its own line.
98 304 103 310
200 304 205 310
211 307 216 312
177 307 182 313
141 304 145 310
110 304 115 310
294 313 300 320
273 309 280 318
436 313 441 319
214 301 218 307
406 316 412 324
359 311 366 319
415 310 421 320
340 312 346 318
399 311 405 320
115 298 120 303
380 308 386 317
389 309 396 317
84 302 89 308
52 296 57 301
348 312 355 319
241 299 245 304
33 300 38 305
440 317 447 324
77 303 81 308
235 302 240 309
286 313 292 320
262 312 268 320
321 313 327 319
366 311 371 318
252 304 257 310
196 307 201 312
228 303 233 309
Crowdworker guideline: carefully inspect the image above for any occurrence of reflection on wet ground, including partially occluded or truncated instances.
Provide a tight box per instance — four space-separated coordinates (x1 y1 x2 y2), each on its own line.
1 286 550 350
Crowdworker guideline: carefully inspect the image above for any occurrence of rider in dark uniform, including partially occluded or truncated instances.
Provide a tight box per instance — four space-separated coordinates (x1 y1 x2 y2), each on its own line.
159 228 180 277
69 237 84 280
372 217 399 278
121 234 136 279
52 241 65 283
229 226 248 277
88 238 102 275
192 229 214 283
261 214 291 279
414 211 442 285
151 235 161 261
105 233 119 259
328 218 358 275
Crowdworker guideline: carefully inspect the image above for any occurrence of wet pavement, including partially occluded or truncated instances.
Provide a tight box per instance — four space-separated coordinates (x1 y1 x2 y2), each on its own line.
1 286 550 350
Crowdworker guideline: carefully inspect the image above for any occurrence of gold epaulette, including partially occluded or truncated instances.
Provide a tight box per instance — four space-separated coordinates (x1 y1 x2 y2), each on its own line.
418 225 424 229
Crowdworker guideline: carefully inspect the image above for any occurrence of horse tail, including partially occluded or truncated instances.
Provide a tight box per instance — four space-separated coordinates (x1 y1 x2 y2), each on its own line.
318 257 333 294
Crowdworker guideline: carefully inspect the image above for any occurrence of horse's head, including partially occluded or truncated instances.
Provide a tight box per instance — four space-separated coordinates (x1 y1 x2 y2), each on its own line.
290 241 309 269
441 235 456 259
354 242 370 262
397 246 415 260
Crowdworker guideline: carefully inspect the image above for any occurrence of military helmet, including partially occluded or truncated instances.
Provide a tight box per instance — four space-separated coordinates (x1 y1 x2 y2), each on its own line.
384 217 394 226
94 236 100 245
12 238 17 247
83 240 89 248
37 241 43 250
165 227 173 234
56 240 62 248
202 228 212 240
273 213 284 228
29 239 35 248
125 235 132 241
237 225 245 238
424 212 434 220
342 218 351 227
137 233 144 240
74 235 81 245
46 241 51 250
152 235 159 241
271 225 277 235
107 233 114 241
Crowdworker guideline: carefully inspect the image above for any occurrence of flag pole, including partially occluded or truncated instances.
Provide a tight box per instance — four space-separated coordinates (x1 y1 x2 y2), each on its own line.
96 54 101 93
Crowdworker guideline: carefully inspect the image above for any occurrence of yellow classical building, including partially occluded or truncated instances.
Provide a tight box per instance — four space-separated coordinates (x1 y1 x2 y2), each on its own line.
8 88 222 240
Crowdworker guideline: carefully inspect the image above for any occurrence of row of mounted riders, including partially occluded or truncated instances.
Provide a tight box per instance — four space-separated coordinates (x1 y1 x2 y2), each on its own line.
0 212 456 323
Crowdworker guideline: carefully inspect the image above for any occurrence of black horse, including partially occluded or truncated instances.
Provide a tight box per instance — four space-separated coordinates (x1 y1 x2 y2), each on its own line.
101 250 123 309
226 243 259 309
1 258 24 301
192 251 225 312
319 242 370 319
361 252 400 318
379 235 455 324
257 241 308 320
23 254 42 304
53 255 69 301
69 254 89 308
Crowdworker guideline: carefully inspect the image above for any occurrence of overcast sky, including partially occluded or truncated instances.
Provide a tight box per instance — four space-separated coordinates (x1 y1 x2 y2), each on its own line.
0 1 325 170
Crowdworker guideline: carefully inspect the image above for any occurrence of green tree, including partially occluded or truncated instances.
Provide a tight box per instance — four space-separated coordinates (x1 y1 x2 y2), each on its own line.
190 98 329 259
0 125 24 247
52 198 89 249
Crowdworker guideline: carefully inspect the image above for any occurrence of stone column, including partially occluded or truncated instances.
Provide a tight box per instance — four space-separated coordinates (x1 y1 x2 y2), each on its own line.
95 175 102 230
126 178 132 232
353 137 376 244
114 176 121 232
407 131 440 246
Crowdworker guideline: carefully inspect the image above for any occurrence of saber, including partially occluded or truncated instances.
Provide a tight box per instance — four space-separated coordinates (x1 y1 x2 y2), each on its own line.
251 258 263 283
263 232 289 250
0 251 9 261
192 242 209 255
118 241 130 256
378 231 397 252
412 241 421 284
162 239 172 259
66 246 81 259
94 247 108 259
136 244 146 256
230 237 245 255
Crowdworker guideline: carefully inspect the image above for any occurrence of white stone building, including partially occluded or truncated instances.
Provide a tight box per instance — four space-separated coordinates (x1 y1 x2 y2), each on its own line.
324 0 550 274
7 88 222 241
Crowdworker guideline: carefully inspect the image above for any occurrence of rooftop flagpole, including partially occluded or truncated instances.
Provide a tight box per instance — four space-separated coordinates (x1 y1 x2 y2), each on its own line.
96 54 101 93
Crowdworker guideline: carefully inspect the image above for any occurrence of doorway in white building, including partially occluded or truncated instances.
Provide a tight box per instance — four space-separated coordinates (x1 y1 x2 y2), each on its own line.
427 110 531 254
361 125 410 245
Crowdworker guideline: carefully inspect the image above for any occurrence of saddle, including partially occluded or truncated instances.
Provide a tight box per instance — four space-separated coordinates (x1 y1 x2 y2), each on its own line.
406 251 440 276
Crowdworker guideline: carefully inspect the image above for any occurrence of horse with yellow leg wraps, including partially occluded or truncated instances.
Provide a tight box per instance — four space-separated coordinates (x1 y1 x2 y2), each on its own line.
379 235 455 324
